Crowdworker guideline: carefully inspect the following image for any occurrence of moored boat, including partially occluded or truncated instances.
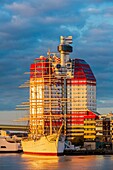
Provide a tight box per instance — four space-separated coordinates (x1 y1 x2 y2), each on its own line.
22 131 65 156
0 136 22 153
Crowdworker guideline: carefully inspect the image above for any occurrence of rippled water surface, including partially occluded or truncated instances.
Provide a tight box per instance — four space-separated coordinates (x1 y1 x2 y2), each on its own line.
1 153 113 170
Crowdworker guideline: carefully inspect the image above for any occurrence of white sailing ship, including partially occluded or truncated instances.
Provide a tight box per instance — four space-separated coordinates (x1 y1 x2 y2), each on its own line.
22 126 65 156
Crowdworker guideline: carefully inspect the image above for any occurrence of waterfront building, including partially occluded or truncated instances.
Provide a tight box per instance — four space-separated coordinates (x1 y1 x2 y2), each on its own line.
66 59 99 141
96 115 112 150
98 114 112 142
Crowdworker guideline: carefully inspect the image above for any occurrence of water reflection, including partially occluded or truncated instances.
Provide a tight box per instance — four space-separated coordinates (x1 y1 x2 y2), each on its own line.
20 155 102 170
21 154 72 170
20 154 113 170
1 154 113 170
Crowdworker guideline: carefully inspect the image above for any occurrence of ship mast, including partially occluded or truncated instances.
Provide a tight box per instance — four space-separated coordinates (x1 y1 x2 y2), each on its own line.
48 52 52 135
16 36 73 139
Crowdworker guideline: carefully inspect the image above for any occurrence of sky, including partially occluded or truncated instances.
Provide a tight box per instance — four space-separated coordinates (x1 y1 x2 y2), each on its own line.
0 0 113 124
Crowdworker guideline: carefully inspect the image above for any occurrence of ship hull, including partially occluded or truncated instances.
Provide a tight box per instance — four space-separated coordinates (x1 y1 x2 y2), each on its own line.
22 133 65 156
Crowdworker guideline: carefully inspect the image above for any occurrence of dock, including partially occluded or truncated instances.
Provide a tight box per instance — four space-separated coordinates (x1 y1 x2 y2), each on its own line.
64 149 113 156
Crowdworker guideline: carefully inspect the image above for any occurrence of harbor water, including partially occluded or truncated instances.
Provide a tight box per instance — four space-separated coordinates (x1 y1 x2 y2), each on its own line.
1 154 113 170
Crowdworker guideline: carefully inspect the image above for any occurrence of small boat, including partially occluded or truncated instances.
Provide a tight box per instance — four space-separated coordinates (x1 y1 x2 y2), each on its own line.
0 136 22 153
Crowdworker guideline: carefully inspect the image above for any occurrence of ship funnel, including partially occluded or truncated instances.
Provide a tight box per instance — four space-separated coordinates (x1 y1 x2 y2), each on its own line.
57 36 73 66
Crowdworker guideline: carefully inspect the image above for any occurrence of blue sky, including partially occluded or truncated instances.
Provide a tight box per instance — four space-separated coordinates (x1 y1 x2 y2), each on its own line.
0 0 113 123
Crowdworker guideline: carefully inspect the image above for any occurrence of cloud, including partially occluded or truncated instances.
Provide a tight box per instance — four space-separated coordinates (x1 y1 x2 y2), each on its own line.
0 0 113 114
5 2 36 17
0 110 27 125
97 99 113 108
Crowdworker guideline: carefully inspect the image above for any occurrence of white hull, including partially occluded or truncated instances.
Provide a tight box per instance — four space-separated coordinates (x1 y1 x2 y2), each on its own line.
22 133 65 156
0 136 22 153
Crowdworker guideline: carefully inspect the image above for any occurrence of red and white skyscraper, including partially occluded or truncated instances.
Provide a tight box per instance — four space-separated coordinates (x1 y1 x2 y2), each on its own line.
66 58 97 141
29 36 99 142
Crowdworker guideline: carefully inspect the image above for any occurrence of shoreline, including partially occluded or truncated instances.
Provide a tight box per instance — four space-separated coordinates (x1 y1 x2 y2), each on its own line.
64 150 113 156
